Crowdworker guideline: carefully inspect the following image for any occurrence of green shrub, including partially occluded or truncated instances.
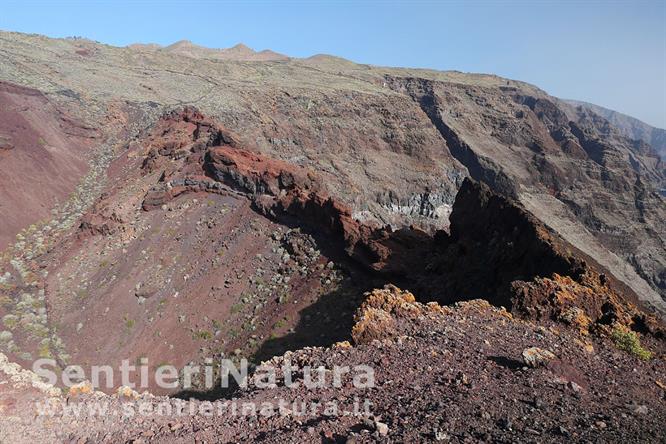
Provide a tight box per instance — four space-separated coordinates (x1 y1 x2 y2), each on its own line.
38 342 52 358
0 295 12 310
612 328 652 360
124 316 135 330
241 320 254 331
25 322 49 338
193 330 213 341
2 314 18 330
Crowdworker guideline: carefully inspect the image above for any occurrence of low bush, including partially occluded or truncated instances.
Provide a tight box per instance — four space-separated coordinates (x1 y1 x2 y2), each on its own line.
612 327 652 360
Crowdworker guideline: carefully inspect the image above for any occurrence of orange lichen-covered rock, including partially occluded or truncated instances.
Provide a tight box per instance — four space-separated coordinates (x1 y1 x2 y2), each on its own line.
351 306 396 345
352 285 434 344
68 381 94 397
511 273 663 337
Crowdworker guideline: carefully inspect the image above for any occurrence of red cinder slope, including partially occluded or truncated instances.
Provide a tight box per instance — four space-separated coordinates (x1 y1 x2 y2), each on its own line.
0 81 96 249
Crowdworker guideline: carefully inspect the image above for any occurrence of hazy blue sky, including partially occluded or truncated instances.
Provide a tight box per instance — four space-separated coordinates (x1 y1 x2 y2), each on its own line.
1 0 665 127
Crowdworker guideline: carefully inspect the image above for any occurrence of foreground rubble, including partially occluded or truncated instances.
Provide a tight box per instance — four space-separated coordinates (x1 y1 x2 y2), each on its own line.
0 286 664 442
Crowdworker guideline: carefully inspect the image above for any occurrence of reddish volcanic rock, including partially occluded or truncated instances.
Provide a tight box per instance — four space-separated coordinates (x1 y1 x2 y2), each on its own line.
134 108 663 342
511 274 665 338
205 146 320 196
138 108 392 269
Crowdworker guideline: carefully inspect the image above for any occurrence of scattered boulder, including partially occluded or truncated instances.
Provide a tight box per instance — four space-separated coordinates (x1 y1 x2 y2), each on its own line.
0 136 13 151
375 421 389 436
521 347 557 368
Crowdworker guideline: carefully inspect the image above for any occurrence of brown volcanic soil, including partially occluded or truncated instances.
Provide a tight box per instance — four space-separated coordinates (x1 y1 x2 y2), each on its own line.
1 290 664 443
0 81 96 249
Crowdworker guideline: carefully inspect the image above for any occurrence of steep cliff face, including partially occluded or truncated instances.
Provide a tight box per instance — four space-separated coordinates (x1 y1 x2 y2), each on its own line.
417 180 664 334
383 75 665 306
565 99 666 161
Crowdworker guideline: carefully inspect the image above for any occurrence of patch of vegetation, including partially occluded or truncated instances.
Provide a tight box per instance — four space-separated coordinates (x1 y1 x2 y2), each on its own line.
38 341 52 358
193 329 213 341
2 314 18 330
0 296 11 309
230 302 244 315
124 315 136 330
612 327 652 360
211 319 222 330
241 320 255 332
273 318 287 330
25 322 49 339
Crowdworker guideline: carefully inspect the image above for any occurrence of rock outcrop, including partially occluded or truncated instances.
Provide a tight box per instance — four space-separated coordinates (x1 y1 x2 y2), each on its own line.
565 99 666 161
415 179 665 335
136 108 664 339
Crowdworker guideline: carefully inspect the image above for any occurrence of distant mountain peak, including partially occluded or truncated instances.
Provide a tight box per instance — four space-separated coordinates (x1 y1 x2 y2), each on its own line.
129 39 288 61
165 39 195 49
230 43 252 51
